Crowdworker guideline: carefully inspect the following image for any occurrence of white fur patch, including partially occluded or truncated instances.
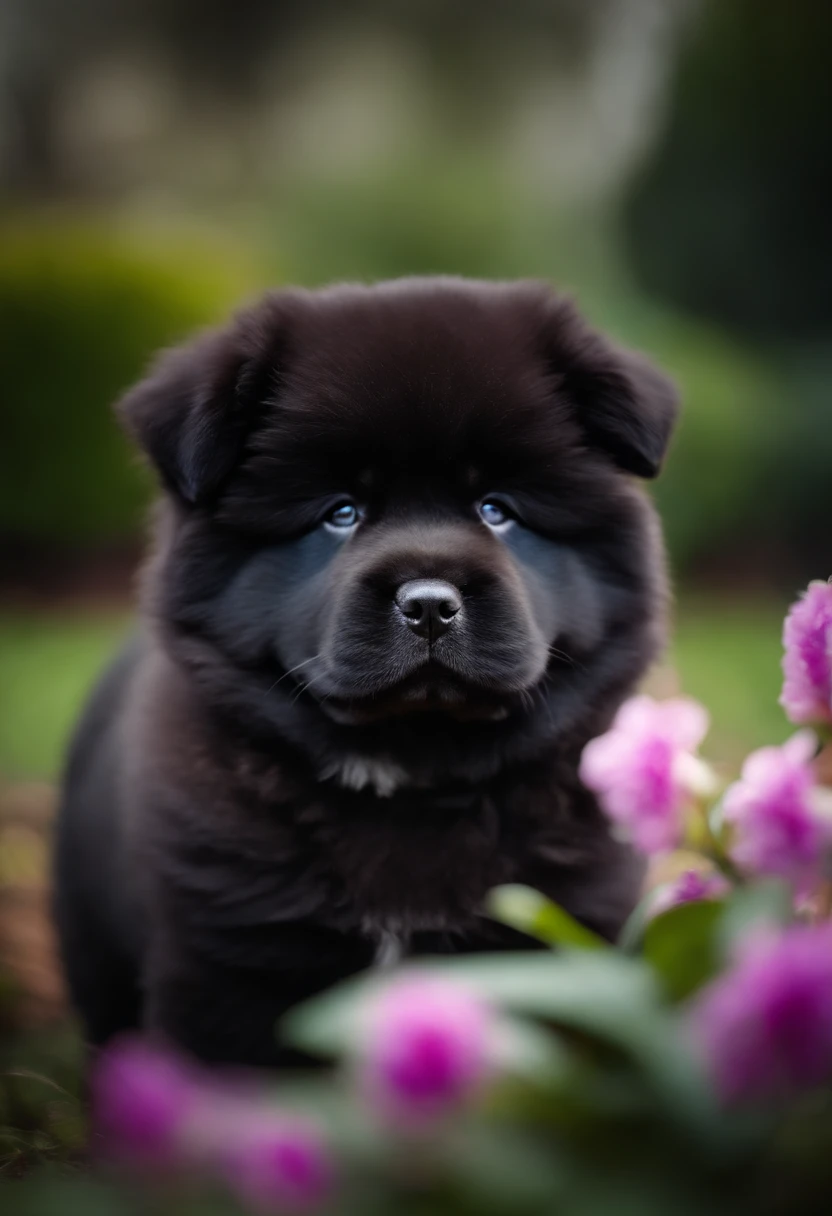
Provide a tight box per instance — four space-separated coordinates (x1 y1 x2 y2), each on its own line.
374 930 406 968
320 756 410 797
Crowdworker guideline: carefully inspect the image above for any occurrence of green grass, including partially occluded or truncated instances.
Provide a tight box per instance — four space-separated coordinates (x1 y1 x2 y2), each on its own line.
0 614 130 780
671 594 791 767
0 595 793 781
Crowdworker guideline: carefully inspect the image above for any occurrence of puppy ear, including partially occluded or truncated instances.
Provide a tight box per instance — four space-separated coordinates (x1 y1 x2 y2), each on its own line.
545 296 679 479
117 309 280 504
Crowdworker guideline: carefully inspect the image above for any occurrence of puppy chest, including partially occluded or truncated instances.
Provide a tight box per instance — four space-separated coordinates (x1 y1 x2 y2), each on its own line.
309 797 516 930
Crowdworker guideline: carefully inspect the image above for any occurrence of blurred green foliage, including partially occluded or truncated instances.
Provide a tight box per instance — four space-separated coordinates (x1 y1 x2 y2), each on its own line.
0 1023 86 1179
623 0 832 584
0 613 130 778
625 0 832 343
669 596 791 767
0 219 260 544
272 155 539 286
650 327 775 577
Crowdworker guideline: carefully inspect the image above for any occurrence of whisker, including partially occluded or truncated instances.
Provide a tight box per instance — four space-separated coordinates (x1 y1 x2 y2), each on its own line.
264 654 321 697
289 676 319 707
548 644 585 673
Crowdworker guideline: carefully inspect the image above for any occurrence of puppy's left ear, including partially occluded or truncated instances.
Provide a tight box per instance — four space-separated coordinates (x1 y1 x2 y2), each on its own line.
117 297 284 504
545 296 679 479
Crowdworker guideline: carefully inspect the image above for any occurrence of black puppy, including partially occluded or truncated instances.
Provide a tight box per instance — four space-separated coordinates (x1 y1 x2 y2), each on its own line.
54 277 678 1067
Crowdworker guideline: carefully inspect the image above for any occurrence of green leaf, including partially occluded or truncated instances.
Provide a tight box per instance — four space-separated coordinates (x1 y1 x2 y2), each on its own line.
283 952 658 1060
283 951 721 1139
486 884 608 951
617 889 660 953
642 899 725 1002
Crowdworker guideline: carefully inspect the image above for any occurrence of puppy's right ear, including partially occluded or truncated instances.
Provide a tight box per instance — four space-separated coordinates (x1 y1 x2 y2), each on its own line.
540 293 679 479
117 310 280 505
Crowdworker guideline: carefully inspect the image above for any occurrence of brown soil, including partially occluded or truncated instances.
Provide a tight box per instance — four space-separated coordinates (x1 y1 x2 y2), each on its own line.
0 783 67 1030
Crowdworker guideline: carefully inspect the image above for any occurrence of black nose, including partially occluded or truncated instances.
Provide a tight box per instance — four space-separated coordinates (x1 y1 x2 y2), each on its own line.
395 579 463 640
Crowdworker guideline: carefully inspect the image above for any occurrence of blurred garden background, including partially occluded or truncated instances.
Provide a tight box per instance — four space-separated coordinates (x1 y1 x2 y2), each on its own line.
1 0 831 1184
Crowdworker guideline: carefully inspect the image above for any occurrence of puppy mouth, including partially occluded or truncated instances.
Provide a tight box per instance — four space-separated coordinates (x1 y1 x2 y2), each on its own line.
315 663 518 726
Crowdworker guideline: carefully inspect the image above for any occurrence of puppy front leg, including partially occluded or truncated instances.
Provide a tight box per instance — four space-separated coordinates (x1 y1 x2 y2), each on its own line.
143 927 375 1069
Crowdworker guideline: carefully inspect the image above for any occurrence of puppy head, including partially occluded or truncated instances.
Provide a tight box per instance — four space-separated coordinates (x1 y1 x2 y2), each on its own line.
120 278 678 783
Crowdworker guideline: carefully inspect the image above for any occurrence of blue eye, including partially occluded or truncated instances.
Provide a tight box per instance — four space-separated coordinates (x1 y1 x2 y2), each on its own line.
478 498 510 526
327 501 360 528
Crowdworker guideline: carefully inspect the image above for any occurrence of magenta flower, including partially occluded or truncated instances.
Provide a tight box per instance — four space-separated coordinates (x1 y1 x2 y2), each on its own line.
691 924 832 1103
579 695 711 855
93 1037 199 1164
781 580 832 726
357 975 495 1122
94 1038 332 1211
648 868 730 919
223 1113 333 1213
723 732 828 884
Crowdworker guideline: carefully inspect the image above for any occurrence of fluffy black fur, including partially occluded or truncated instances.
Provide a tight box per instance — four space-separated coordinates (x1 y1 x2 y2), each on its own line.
54 277 678 1067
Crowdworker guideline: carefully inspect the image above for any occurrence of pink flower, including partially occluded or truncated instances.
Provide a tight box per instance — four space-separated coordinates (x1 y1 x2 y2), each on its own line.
94 1038 333 1211
690 924 832 1103
357 976 495 1122
781 580 832 726
223 1113 333 1213
93 1037 199 1165
723 732 828 883
579 696 711 855
649 868 730 919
